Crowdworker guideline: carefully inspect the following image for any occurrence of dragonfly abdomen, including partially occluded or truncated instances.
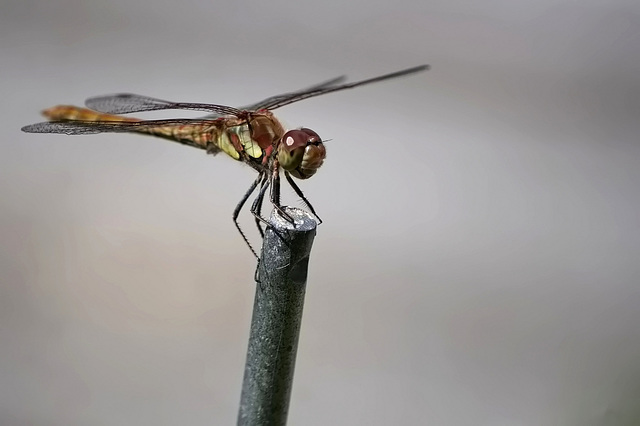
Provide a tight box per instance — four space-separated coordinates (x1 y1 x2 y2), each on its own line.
41 105 215 150
42 105 137 123
142 123 213 150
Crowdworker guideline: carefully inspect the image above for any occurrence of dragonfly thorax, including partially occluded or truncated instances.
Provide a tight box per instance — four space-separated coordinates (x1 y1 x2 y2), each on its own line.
278 128 326 180
248 113 284 149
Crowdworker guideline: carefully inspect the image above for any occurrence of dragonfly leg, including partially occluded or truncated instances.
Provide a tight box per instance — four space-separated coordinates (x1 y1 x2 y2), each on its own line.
251 175 271 238
284 171 322 224
249 162 299 259
250 175 292 262
248 176 271 285
251 176 267 239
269 161 295 224
233 173 264 259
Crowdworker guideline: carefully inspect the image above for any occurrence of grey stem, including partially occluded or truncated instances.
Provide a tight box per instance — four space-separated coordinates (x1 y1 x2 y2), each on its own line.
238 207 317 426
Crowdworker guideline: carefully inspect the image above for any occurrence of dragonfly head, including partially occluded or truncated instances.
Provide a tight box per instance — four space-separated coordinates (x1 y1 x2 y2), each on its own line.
278 128 326 179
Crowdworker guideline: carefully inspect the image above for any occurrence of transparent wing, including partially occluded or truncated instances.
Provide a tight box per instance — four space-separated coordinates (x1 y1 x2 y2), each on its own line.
261 65 429 110
241 75 348 111
197 75 349 120
85 93 243 116
21 118 217 135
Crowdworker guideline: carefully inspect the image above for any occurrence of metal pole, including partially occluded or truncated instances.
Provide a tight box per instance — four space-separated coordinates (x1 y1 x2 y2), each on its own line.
238 207 317 426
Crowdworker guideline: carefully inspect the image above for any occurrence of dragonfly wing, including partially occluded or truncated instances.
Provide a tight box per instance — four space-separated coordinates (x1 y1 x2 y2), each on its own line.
21 118 216 135
198 75 349 120
22 121 107 134
241 75 347 111
261 65 429 110
85 93 243 116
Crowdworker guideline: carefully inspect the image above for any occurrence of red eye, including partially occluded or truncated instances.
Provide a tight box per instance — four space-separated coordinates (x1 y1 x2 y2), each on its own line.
282 130 309 151
300 128 321 143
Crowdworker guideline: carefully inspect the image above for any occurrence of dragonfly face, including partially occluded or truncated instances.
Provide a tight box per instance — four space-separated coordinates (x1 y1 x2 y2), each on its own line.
22 65 429 258
278 128 326 179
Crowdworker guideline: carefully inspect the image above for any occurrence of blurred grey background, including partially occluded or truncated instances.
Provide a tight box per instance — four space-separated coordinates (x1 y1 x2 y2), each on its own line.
2 0 640 424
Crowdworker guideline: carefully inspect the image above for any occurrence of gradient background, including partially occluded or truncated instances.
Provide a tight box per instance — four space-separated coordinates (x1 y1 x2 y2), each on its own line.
2 1 640 424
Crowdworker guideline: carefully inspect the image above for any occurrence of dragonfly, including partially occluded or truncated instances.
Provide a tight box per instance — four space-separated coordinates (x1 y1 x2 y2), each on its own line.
22 65 429 258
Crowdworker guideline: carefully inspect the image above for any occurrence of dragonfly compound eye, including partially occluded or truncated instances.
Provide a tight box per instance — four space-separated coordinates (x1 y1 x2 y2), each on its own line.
300 128 320 143
279 129 326 179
